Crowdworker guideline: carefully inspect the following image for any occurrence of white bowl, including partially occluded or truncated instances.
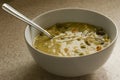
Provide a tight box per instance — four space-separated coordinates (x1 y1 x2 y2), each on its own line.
24 8 118 77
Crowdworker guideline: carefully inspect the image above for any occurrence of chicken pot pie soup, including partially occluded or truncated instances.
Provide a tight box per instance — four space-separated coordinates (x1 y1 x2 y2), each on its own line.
34 22 110 57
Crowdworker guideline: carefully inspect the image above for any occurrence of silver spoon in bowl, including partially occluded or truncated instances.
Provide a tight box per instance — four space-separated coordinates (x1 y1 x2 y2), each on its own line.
2 3 53 39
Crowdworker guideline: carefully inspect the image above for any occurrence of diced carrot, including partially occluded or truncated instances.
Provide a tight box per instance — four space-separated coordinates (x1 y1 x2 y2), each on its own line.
96 46 102 51
72 28 77 33
64 48 68 53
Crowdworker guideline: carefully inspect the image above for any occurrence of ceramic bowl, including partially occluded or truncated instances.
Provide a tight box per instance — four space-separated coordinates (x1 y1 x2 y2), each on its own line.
24 8 118 77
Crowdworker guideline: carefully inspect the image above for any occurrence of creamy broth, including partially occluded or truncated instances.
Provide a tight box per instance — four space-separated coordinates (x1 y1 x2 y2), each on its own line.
34 22 110 57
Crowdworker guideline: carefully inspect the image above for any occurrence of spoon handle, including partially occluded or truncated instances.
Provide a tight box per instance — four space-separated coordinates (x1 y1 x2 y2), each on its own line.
2 3 53 38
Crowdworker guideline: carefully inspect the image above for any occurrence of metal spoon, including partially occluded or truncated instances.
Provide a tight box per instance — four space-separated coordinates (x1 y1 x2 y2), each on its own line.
2 3 53 39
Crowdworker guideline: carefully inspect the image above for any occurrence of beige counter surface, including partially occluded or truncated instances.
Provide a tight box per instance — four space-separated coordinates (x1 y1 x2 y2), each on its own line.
0 0 120 80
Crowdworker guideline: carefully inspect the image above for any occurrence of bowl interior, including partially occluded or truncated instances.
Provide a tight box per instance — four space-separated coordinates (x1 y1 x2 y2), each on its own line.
25 9 117 50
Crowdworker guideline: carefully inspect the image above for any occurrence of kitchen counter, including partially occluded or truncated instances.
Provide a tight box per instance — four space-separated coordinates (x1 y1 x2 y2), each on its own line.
0 0 120 80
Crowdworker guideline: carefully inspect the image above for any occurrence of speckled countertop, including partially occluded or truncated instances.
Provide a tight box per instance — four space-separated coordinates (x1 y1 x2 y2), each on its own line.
0 0 120 80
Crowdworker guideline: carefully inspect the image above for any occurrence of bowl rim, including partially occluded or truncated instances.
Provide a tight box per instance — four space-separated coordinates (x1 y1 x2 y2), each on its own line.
24 8 118 58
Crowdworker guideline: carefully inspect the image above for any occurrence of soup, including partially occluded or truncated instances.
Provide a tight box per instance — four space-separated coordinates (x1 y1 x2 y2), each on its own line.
34 22 110 57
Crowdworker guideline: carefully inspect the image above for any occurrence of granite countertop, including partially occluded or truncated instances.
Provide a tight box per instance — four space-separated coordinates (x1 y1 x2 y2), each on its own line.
0 0 120 80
